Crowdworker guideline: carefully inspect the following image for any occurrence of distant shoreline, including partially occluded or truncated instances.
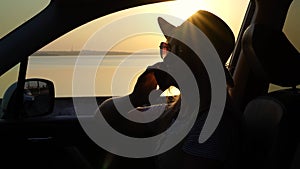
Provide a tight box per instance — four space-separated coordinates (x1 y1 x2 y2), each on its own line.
32 50 158 56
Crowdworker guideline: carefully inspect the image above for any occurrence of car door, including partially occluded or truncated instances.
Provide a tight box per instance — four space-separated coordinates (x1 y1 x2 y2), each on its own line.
0 0 251 168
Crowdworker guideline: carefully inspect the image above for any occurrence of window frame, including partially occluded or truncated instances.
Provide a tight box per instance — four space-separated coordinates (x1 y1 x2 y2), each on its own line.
228 0 255 74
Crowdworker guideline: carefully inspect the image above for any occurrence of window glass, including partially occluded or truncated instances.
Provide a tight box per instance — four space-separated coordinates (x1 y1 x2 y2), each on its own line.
269 84 300 93
0 64 19 99
27 0 249 97
0 0 50 39
269 0 300 92
283 0 300 51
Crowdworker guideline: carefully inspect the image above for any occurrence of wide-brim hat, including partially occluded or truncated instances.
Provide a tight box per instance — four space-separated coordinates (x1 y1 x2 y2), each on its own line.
158 10 235 87
158 10 235 65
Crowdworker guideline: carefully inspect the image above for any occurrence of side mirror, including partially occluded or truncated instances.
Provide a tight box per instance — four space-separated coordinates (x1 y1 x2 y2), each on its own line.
23 78 55 117
0 78 55 118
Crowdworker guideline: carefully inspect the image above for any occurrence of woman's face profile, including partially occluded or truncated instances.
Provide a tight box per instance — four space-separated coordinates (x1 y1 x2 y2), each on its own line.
156 38 195 90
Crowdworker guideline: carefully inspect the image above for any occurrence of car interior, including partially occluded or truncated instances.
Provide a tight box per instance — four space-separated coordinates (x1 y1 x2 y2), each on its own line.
0 0 299 169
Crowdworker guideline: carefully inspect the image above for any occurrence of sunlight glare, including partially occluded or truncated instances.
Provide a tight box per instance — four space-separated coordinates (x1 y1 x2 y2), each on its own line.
175 0 206 19
156 0 207 26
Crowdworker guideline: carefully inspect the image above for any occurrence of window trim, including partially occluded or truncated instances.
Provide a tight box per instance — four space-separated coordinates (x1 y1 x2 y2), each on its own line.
228 1 255 74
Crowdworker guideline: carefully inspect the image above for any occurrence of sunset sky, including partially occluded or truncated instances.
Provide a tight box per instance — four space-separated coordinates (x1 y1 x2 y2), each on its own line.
0 0 250 52
1 0 299 52
41 0 249 52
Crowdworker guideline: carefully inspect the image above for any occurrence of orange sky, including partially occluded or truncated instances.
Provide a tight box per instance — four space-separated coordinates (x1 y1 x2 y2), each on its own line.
39 0 250 52
2 0 300 52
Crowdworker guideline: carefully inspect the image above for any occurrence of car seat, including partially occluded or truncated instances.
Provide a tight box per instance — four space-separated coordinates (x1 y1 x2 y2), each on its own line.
240 23 300 169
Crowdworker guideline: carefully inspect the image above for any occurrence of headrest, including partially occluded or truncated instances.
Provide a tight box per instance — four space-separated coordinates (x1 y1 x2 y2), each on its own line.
243 24 300 87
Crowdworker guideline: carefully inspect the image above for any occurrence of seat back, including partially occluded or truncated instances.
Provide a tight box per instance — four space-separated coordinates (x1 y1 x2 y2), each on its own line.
242 96 284 169
241 89 300 169
240 23 300 169
242 24 300 87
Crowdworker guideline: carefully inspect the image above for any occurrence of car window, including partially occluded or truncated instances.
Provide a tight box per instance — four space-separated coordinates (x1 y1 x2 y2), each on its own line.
0 0 50 39
25 0 249 97
0 64 19 99
283 0 300 51
269 0 300 92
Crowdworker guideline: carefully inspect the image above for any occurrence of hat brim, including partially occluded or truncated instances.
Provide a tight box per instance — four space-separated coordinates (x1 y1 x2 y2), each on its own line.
158 17 176 39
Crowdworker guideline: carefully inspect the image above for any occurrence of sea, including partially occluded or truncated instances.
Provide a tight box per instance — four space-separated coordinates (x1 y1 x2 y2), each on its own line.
0 54 291 99
0 54 162 98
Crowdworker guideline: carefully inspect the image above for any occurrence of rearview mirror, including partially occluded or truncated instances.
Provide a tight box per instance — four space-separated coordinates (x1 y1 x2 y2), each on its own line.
0 78 55 118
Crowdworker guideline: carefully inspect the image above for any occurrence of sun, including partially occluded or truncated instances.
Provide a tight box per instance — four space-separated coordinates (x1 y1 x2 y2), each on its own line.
171 0 207 20
144 0 209 26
